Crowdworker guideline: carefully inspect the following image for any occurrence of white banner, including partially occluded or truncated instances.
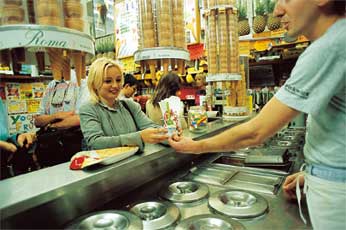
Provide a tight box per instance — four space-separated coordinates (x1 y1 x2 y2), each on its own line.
0 25 94 54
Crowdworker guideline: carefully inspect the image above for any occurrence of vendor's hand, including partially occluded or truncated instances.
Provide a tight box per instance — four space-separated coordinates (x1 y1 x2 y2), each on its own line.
17 132 36 149
283 171 305 200
140 128 169 144
53 111 74 120
168 136 201 154
0 140 17 152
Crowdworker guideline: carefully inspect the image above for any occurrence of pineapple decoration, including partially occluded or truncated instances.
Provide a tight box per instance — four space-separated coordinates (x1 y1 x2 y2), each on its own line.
266 0 281 31
238 0 250 36
253 0 267 33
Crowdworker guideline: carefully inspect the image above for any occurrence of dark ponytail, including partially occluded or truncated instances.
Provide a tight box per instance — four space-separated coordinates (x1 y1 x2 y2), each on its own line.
152 73 181 107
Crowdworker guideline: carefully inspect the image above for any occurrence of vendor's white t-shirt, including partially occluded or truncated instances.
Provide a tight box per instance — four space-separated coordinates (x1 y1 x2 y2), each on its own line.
275 19 346 169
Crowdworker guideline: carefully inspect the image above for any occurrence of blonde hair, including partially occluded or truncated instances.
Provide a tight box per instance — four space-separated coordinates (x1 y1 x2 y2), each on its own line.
87 58 123 103
195 73 206 86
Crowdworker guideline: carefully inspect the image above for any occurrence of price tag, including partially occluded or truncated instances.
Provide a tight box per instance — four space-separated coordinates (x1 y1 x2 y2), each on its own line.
239 41 250 55
254 40 271 51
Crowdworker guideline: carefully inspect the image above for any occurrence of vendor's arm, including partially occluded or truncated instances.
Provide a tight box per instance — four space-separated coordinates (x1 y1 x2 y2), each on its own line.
169 97 300 154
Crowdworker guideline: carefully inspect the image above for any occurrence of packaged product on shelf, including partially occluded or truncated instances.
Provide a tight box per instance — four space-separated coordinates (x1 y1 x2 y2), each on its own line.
32 83 45 98
188 106 208 133
7 100 27 114
5 83 20 100
19 83 33 100
27 99 41 113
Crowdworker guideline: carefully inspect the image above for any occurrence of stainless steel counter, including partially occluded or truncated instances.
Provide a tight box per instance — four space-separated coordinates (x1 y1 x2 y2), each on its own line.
0 119 237 229
102 151 311 230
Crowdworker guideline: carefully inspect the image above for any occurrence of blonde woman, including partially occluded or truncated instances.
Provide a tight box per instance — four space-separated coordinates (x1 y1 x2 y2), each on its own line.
79 58 168 150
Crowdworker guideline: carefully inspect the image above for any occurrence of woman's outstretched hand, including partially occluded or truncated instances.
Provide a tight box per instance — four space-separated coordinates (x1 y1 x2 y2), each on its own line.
140 128 168 144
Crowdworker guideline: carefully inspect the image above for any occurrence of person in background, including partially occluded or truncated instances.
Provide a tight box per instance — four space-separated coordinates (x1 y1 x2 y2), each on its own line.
34 70 89 166
79 58 168 151
1 99 36 179
169 0 346 229
194 72 207 106
119 73 139 100
146 73 187 129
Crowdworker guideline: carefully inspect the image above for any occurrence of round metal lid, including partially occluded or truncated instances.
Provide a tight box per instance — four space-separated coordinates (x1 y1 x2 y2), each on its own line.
66 210 143 230
175 214 245 230
130 201 180 230
159 181 209 203
208 190 268 219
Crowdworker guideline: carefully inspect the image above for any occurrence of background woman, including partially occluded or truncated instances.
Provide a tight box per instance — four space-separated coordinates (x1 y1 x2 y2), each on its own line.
146 73 187 129
79 58 167 150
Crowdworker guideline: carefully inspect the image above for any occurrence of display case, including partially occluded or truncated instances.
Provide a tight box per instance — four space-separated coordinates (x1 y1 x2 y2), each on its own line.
203 0 250 119
0 0 94 85
135 0 189 80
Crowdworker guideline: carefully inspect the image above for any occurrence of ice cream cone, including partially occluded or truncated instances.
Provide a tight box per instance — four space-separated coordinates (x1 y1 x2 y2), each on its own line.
48 48 63 81
72 51 85 86
62 50 71 81
148 60 156 79
162 59 169 74
35 51 45 73
177 59 185 75
81 54 86 79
